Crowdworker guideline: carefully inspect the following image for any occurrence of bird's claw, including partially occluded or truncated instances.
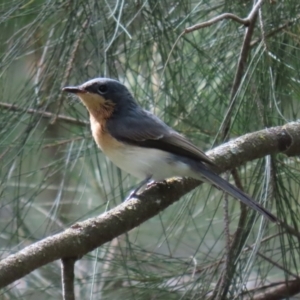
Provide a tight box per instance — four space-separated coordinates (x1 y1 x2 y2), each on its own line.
124 190 140 201
124 176 153 202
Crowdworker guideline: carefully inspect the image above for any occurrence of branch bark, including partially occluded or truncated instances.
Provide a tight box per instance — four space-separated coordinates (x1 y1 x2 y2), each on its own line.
247 279 300 300
0 122 300 289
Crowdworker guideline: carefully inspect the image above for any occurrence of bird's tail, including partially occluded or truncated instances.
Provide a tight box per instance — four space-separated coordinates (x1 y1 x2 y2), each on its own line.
194 164 277 223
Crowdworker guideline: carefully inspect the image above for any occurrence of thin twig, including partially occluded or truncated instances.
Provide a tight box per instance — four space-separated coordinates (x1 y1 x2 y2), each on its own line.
185 0 263 33
42 136 85 149
34 28 54 104
217 176 231 299
253 250 299 279
185 13 248 34
258 5 268 51
0 102 88 126
219 11 258 141
250 18 299 47
192 232 283 276
231 168 249 221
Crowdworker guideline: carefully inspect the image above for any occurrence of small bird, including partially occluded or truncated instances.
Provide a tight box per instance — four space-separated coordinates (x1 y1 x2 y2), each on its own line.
63 78 277 222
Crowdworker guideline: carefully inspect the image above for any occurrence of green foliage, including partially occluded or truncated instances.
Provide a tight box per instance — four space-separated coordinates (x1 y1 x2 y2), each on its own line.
1 0 300 299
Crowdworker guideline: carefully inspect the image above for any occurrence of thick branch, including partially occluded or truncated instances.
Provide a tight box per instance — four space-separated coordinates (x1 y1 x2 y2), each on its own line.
0 122 300 289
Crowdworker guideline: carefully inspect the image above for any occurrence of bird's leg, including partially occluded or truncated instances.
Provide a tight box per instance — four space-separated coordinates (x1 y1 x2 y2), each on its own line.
125 175 152 201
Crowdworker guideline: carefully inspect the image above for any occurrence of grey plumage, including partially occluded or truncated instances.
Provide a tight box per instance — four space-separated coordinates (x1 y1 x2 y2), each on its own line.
63 77 277 223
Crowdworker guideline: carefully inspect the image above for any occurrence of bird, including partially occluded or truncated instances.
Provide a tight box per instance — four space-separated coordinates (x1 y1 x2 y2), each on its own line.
63 78 277 223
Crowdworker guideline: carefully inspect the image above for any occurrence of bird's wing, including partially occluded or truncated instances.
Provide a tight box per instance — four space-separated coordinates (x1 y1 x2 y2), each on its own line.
107 109 215 166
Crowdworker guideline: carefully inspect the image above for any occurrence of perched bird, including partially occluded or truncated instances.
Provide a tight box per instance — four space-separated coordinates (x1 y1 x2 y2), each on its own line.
63 78 277 222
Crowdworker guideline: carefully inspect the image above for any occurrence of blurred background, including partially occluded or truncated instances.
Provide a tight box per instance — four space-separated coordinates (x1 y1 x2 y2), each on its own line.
1 0 300 299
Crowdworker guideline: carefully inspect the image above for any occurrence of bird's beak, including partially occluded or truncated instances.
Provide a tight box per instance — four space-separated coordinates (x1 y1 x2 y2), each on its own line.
62 86 87 94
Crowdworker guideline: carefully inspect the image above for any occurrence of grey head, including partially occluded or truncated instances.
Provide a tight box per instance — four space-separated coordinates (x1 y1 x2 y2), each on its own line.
63 78 138 116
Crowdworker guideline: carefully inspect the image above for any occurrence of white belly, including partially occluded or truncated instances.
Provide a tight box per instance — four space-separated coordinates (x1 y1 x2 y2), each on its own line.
90 118 191 181
104 145 192 181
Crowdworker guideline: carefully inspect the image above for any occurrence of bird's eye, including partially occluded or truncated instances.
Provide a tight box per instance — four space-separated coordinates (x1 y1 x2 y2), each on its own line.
98 84 108 94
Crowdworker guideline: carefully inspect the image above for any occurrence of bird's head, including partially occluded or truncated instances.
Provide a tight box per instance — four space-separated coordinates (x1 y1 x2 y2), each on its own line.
63 78 137 118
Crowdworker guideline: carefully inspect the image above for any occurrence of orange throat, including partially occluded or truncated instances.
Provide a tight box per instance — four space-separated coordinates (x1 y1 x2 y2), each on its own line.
89 107 123 154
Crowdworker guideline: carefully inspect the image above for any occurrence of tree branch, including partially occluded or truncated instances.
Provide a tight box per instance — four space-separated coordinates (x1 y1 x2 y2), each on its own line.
184 0 263 33
61 258 76 300
219 0 259 141
247 279 300 300
163 0 264 81
0 122 300 289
